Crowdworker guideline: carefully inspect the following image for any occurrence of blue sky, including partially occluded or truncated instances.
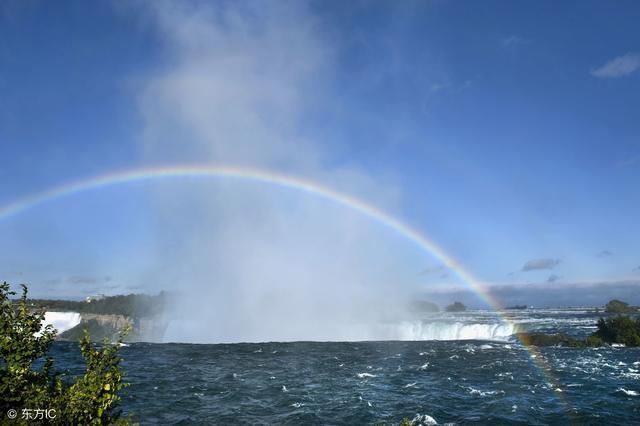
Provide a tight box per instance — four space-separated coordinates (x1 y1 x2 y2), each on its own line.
1 1 639 306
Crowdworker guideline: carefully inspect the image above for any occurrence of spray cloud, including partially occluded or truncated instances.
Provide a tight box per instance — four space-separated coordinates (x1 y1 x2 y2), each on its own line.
135 1 423 342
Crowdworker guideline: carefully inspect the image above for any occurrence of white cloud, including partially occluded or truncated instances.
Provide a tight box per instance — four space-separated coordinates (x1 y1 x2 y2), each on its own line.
521 258 561 272
501 35 528 48
591 53 640 78
615 156 640 168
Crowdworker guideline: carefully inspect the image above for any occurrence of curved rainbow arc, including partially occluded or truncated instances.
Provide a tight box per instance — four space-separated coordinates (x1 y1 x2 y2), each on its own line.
0 164 571 407
0 164 501 308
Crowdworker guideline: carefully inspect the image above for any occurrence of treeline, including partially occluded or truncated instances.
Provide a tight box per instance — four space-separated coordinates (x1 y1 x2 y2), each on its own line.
604 299 639 314
518 299 640 347
411 299 639 315
594 315 640 346
518 315 640 347
23 292 170 318
409 301 467 313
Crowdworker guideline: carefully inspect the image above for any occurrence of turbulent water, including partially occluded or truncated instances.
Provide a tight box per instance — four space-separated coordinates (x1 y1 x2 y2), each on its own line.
49 308 639 424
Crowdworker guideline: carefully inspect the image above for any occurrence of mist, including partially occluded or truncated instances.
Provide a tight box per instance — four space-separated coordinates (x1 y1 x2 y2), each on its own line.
133 1 426 342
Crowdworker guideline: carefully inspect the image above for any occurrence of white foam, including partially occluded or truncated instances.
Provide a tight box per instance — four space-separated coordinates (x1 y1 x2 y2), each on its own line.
409 413 438 425
356 373 376 378
620 372 640 379
467 386 504 397
392 321 517 341
618 388 638 396
41 312 81 334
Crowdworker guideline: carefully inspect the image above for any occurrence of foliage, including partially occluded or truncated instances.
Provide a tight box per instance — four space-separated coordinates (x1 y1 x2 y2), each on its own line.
445 301 466 312
518 313 640 348
604 299 637 314
0 282 61 414
584 335 604 347
594 315 640 347
0 282 133 425
515 332 588 348
64 330 130 425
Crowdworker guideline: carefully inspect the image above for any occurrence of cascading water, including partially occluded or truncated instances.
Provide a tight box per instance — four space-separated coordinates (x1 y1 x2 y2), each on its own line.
161 317 519 343
390 320 518 341
42 312 81 334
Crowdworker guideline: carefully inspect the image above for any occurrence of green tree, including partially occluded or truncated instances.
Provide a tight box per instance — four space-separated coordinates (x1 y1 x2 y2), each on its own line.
0 283 62 415
445 301 466 312
0 282 133 425
594 315 640 347
604 299 636 314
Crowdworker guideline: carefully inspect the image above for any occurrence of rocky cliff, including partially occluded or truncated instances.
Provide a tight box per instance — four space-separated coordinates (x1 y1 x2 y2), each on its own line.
55 313 168 342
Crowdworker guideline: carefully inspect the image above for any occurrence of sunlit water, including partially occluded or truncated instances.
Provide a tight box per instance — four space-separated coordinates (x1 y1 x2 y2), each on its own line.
49 309 639 424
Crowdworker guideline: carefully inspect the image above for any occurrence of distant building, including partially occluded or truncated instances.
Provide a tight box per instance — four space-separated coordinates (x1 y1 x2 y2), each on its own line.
85 293 106 303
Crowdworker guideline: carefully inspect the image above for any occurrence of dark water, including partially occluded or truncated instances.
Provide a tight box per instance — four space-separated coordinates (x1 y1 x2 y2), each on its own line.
49 310 640 425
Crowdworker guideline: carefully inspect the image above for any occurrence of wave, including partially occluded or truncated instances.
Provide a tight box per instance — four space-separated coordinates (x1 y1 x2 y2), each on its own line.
617 388 638 396
42 312 81 334
466 386 505 397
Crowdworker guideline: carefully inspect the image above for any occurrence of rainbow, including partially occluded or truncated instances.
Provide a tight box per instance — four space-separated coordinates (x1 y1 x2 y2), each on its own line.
0 164 500 307
0 164 571 409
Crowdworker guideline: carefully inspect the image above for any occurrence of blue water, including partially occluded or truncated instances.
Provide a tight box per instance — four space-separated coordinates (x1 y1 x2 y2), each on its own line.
49 309 640 425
